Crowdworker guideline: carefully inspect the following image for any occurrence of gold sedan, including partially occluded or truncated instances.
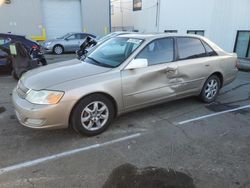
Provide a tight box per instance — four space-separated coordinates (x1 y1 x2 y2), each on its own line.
12 34 238 136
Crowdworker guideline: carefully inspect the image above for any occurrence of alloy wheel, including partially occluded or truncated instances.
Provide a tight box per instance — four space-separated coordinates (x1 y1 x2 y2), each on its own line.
204 79 218 100
80 101 109 131
54 46 63 55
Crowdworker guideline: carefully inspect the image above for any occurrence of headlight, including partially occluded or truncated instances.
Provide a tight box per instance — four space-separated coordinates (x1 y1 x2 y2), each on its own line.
45 41 52 46
25 90 64 105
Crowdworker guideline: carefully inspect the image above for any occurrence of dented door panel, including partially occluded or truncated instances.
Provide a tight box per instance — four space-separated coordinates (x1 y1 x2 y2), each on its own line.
121 62 180 109
175 57 215 96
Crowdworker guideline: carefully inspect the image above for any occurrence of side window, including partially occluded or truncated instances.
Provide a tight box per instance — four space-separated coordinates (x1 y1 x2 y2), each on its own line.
136 38 174 66
67 34 76 40
80 34 87 39
75 34 82 39
202 41 217 56
177 37 206 60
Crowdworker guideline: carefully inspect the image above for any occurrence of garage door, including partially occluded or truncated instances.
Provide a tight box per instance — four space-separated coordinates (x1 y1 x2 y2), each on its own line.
42 0 82 39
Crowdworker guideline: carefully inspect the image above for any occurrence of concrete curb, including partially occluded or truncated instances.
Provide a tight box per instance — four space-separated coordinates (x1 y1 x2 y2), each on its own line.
238 59 250 71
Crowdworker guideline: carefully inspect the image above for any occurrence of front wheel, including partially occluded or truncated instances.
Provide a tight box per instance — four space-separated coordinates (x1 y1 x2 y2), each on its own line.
71 94 115 136
40 58 47 66
200 75 221 103
53 45 64 55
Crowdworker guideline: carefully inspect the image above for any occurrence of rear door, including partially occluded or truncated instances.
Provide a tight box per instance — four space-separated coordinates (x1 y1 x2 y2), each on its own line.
121 37 180 109
175 37 215 96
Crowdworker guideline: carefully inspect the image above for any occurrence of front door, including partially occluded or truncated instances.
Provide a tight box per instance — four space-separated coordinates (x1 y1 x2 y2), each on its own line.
65 34 81 51
121 37 179 109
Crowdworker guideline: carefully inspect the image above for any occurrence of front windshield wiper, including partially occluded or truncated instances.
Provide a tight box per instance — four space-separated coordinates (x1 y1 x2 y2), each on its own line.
86 57 114 68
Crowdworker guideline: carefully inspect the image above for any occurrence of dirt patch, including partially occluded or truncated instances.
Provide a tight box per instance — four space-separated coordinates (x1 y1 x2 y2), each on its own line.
102 163 196 188
206 102 249 115
206 102 239 112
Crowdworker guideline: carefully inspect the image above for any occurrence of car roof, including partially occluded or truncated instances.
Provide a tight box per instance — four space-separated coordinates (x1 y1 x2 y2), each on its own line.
117 33 225 54
117 33 206 40
0 33 25 38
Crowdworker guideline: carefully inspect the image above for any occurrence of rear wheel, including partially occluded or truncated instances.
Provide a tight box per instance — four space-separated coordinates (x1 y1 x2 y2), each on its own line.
71 94 115 136
40 58 47 66
200 75 221 103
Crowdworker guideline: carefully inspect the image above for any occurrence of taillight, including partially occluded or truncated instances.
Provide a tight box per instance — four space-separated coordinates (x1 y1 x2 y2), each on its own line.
32 45 39 49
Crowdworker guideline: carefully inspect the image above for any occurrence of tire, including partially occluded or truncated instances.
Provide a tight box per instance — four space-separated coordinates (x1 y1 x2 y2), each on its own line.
53 45 64 55
40 58 47 66
71 94 115 136
11 70 18 80
200 75 221 103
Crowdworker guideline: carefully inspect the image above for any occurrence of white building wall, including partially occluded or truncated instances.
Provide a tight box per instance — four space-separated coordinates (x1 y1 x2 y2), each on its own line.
112 0 250 52
0 0 110 39
0 0 43 37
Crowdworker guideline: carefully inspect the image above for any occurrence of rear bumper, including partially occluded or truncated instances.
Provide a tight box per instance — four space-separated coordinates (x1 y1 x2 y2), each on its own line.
223 69 238 86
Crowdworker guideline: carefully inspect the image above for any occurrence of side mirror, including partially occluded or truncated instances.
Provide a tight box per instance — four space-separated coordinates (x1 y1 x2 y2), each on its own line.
125 58 148 70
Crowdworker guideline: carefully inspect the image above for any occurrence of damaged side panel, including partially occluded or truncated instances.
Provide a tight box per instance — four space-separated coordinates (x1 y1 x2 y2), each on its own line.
121 63 180 109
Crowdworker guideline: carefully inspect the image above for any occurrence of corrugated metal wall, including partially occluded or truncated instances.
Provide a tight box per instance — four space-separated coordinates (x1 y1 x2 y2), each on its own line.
81 0 111 37
0 0 43 37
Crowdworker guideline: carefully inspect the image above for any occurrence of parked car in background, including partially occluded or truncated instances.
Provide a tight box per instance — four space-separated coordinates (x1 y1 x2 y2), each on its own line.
0 33 47 66
12 34 238 136
97 31 134 44
42 32 96 55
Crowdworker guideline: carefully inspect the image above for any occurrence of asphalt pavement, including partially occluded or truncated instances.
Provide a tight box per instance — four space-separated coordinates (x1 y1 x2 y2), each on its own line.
0 55 249 188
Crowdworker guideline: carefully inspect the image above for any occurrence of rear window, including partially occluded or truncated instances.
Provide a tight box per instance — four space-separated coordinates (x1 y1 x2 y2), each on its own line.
203 41 217 56
177 37 207 60
0 37 11 45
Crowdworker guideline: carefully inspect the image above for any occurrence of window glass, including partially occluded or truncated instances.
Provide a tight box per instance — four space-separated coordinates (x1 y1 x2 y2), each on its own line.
137 38 174 65
87 37 143 68
187 30 204 36
80 34 87 39
203 42 217 56
196 31 205 36
0 37 11 45
234 31 250 58
67 35 76 40
164 30 178 33
177 37 206 60
133 0 142 11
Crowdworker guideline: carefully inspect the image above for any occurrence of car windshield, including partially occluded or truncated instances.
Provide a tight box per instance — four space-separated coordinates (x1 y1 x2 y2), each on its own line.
85 37 143 68
97 32 119 44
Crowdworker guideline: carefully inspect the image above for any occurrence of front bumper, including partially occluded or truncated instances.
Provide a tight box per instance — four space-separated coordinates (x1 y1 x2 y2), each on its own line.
41 45 53 53
12 88 71 129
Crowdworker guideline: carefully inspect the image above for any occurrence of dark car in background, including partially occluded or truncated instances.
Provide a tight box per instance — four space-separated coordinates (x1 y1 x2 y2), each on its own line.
0 45 11 72
0 33 47 69
42 32 96 55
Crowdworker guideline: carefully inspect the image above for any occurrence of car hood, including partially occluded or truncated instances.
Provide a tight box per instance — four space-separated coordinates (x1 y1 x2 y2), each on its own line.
21 59 112 90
